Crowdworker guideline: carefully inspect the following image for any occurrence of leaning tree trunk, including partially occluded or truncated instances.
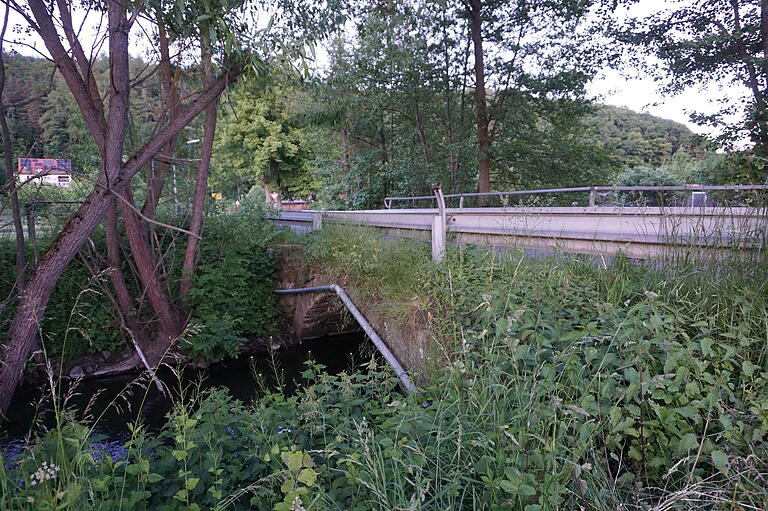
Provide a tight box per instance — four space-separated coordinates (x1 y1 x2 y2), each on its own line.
0 187 113 414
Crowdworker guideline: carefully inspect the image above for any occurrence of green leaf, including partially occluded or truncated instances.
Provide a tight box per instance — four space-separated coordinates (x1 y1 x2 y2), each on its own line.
282 451 304 471
674 406 699 419
498 480 516 493
146 473 164 483
711 450 729 473
677 433 698 453
186 477 200 491
298 468 317 487
281 479 296 493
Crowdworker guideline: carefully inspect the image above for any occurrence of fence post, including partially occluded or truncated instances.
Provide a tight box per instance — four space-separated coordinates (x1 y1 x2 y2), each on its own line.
589 187 597 207
25 203 38 264
432 216 445 262
312 212 323 231
432 183 446 262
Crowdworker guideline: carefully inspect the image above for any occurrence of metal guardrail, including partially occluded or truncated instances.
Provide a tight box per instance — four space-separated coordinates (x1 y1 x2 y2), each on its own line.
383 185 768 209
272 204 768 261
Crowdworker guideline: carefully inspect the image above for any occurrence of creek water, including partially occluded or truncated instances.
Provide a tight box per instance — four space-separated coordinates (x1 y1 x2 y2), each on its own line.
1 332 367 461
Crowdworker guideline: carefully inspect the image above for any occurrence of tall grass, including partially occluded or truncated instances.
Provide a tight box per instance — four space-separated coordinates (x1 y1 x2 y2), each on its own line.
1 225 766 509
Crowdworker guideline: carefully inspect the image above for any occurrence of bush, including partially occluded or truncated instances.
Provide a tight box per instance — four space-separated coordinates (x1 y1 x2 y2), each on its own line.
614 165 684 205
185 213 283 358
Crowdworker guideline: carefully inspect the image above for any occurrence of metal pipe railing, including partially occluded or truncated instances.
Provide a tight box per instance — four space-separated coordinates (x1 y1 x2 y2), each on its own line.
383 184 768 209
274 285 418 393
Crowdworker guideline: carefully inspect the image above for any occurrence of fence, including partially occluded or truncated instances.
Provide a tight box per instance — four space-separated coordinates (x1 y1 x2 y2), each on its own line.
383 184 768 209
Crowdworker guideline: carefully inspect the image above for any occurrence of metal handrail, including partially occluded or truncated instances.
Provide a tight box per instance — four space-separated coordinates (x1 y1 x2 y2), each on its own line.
383 184 768 209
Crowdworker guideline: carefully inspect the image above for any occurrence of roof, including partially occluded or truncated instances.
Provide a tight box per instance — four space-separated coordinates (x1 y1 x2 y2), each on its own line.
17 158 73 176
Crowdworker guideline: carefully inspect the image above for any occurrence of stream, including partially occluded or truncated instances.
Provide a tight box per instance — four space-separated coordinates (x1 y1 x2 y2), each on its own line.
1 332 367 462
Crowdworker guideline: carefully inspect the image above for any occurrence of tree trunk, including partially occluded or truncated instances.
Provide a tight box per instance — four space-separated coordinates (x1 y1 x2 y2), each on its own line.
0 187 112 415
104 196 146 346
119 187 182 361
468 0 492 199
0 4 26 290
143 18 180 220
179 42 218 299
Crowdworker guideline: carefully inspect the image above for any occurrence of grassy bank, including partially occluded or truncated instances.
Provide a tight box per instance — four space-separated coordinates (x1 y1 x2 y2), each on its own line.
2 225 767 509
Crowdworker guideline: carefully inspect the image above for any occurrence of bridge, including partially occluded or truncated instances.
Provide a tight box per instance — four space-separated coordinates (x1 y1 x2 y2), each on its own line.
272 185 768 262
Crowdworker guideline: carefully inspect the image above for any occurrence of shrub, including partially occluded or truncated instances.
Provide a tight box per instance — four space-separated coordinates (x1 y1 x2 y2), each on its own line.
185 213 283 358
614 165 684 205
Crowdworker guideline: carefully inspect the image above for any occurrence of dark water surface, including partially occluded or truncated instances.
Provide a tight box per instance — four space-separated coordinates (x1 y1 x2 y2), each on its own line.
1 333 368 458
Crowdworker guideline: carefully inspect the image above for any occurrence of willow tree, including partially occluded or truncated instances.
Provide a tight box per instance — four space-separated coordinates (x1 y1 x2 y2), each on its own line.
0 0 342 415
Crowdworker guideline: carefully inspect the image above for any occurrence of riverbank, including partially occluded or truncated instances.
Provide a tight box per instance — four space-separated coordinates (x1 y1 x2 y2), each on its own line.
1 225 767 510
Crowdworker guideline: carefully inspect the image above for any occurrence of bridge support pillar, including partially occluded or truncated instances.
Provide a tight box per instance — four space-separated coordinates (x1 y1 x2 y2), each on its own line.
431 183 447 262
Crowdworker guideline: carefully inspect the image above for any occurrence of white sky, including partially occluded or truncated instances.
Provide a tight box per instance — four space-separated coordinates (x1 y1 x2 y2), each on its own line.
3 0 745 141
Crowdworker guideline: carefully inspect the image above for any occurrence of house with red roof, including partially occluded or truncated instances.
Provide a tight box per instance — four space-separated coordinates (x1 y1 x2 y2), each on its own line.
17 158 73 187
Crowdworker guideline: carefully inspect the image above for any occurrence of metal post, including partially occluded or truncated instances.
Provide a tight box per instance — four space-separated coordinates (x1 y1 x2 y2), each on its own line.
459 194 465 209
432 183 446 262
589 187 597 207
312 212 323 231
26 203 38 264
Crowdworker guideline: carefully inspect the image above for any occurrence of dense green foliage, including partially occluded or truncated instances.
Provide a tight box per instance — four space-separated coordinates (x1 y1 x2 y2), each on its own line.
213 82 318 199
585 105 710 169
185 214 282 358
2 228 766 509
612 165 684 206
0 212 283 361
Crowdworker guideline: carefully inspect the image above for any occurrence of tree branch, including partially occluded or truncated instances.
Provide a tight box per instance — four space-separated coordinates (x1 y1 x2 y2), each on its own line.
27 0 107 150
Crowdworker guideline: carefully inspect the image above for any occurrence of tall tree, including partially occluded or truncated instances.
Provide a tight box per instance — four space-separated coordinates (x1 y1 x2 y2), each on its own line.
461 0 604 195
0 0 341 415
623 0 768 149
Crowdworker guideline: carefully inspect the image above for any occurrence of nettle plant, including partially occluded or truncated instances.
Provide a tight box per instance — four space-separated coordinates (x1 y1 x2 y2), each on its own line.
185 214 284 358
